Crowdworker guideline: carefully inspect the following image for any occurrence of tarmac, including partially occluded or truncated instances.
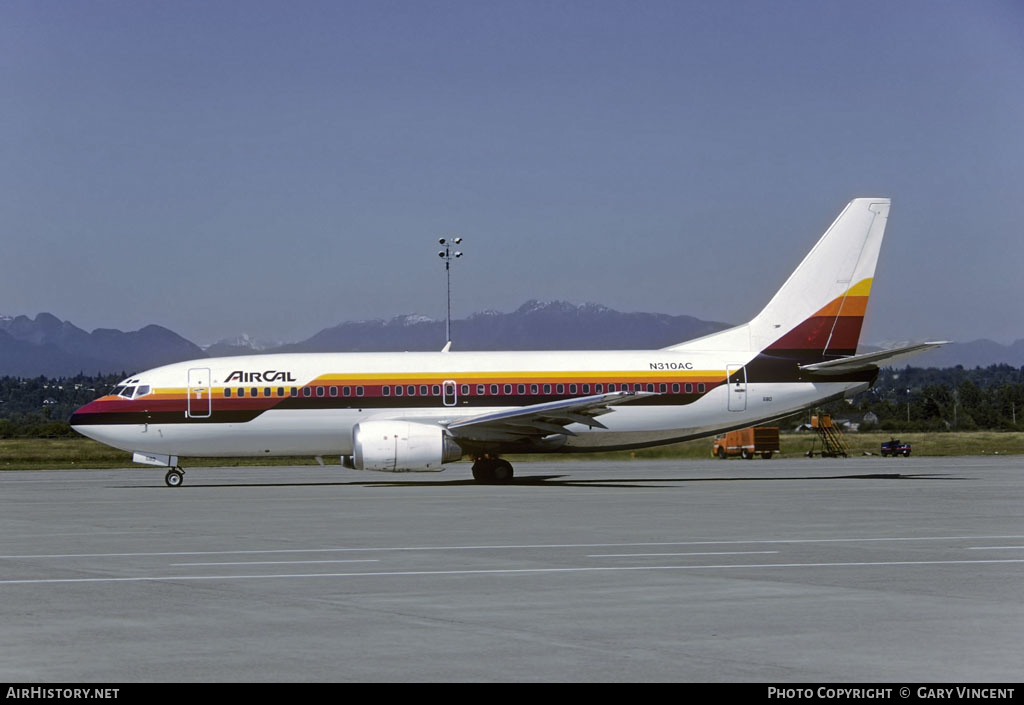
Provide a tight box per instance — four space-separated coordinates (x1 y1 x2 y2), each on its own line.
1 455 1022 682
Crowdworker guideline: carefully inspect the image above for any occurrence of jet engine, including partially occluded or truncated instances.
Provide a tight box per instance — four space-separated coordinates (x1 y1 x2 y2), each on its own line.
347 420 463 472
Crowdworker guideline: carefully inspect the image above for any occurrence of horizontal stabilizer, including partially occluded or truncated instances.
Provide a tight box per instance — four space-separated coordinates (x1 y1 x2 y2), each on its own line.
798 342 948 375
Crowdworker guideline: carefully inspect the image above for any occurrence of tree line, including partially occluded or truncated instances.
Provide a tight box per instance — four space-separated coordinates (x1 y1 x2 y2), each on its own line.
843 365 1024 431
1 366 1022 439
0 373 124 438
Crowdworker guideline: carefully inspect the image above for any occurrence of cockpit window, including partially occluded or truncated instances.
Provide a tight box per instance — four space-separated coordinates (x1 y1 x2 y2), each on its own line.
110 385 149 399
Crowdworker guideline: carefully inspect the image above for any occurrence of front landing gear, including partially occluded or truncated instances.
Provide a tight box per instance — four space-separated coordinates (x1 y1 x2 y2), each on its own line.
471 457 514 484
164 467 185 487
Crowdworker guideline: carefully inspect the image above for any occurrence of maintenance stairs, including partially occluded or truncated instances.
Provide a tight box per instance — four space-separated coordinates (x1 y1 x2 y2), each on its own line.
806 413 849 458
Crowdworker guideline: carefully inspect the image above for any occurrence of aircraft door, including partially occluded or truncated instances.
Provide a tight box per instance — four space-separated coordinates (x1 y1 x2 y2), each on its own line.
726 364 746 412
187 367 212 418
442 380 457 407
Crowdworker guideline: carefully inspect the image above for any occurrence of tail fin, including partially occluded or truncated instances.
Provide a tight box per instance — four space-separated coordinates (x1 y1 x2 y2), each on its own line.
667 198 890 359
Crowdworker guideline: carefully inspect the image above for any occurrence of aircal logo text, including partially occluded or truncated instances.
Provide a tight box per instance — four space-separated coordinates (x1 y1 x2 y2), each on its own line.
224 370 297 383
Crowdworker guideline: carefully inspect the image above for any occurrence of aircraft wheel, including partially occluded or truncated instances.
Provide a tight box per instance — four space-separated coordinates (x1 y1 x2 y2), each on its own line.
471 458 514 484
165 469 184 488
471 459 495 483
492 459 514 483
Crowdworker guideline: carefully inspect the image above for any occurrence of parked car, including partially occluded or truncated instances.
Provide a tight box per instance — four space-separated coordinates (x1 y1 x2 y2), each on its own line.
881 438 912 457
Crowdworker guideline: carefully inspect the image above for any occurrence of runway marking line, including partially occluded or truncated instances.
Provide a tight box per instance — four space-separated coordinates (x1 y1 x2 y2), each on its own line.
3 558 1024 586
5 535 1024 560
588 551 780 557
170 559 382 567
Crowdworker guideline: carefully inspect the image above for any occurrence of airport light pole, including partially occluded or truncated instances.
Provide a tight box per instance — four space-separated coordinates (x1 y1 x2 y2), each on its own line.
437 237 463 346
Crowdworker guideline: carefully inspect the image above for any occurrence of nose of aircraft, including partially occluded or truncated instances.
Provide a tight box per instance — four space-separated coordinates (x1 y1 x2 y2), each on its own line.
69 399 103 429
69 399 138 448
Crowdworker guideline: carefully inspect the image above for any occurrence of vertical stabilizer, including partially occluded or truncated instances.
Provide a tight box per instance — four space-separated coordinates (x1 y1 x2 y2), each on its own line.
750 198 889 358
667 198 890 358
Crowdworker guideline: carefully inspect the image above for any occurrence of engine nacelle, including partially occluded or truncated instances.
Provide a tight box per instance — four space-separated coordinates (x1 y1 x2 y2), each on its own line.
349 420 463 472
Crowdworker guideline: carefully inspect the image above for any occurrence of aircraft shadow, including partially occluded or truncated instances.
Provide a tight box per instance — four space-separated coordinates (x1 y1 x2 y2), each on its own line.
118 472 963 490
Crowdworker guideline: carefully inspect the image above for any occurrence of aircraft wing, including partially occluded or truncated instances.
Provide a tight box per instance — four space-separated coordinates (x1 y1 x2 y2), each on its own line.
799 341 948 375
446 391 654 442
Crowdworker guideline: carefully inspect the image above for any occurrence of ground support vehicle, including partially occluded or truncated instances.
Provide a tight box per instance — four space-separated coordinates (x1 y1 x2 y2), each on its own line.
712 426 780 459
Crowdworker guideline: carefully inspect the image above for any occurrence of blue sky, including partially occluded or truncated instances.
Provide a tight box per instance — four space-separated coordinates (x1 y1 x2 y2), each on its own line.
2 0 1022 346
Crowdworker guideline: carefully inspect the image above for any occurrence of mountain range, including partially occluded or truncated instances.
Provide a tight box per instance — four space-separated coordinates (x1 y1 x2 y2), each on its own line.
1 305 1021 378
0 313 204 377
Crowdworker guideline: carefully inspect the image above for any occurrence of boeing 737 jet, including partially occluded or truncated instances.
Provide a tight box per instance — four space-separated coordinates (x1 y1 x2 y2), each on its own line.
71 198 943 486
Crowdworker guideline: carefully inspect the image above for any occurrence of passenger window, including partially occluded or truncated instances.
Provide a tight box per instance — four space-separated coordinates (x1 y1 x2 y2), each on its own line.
314 387 324 397
394 386 402 396
594 384 603 394
659 384 667 393
224 388 232 398
329 386 338 397
356 386 364 397
238 388 246 398
503 384 512 395
303 387 311 397
432 385 440 396
517 384 525 395
264 387 272 397
569 384 577 394
581 384 590 394
543 384 551 394
461 385 470 395
685 383 693 394
251 387 259 397
556 384 564 394
382 386 390 396
343 386 351 396
408 386 416 396
530 384 538 395
278 387 285 397
698 383 706 393
477 385 486 395
490 384 498 395
290 387 298 397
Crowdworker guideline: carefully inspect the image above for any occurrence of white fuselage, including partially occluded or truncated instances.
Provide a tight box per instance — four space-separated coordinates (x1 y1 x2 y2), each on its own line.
71 349 864 459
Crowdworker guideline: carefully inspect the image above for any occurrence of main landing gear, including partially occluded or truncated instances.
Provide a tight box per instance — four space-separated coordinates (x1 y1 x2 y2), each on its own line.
471 456 514 484
164 467 185 487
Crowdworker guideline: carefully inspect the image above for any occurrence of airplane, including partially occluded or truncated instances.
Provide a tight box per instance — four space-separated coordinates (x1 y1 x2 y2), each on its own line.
71 198 944 487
